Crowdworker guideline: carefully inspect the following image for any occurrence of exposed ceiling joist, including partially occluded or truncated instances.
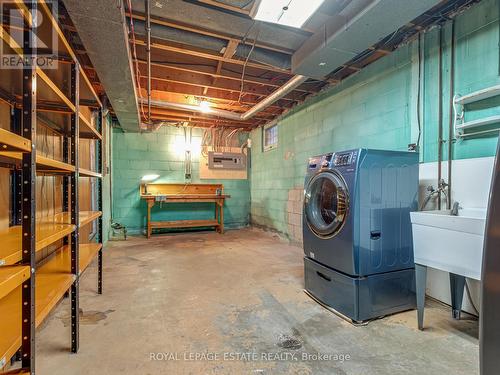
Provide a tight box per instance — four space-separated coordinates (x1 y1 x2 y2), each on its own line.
134 59 306 91
129 13 294 55
134 39 291 74
195 0 252 15
150 113 255 128
144 89 285 113
144 79 299 106
137 65 307 102
129 0 310 52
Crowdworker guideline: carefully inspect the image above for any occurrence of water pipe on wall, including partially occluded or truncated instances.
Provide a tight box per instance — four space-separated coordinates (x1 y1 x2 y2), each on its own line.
447 20 456 210
437 25 444 210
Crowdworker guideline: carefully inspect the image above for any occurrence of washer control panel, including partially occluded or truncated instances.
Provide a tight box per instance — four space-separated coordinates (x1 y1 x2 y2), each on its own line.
333 151 357 167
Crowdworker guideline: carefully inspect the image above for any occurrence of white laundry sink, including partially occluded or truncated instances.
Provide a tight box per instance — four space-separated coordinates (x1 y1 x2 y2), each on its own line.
410 208 487 280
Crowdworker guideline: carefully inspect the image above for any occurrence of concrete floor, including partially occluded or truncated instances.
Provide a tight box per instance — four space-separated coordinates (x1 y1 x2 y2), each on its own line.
37 228 479 375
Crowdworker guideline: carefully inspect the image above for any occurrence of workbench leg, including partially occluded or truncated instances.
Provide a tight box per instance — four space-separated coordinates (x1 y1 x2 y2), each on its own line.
219 202 224 234
215 203 219 233
147 201 153 238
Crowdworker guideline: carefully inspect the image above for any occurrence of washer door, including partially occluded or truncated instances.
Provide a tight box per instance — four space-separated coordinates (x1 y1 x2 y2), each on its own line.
304 171 349 238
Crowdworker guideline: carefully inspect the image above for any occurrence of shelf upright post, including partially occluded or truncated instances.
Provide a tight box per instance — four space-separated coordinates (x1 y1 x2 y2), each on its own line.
62 135 69 216
21 1 37 373
10 108 22 226
70 62 80 354
97 106 103 295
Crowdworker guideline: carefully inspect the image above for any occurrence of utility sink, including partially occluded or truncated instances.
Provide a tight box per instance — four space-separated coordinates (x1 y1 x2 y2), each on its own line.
410 208 486 280
410 208 486 329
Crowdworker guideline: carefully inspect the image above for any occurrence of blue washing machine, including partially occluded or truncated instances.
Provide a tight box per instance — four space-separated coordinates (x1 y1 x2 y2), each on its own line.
303 149 419 323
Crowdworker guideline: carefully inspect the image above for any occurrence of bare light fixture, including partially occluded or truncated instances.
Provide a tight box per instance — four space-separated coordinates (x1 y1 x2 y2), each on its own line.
253 0 326 28
141 174 160 195
199 100 212 113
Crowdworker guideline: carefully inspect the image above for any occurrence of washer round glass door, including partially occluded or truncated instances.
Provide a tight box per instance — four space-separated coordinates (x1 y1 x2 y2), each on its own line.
304 171 349 238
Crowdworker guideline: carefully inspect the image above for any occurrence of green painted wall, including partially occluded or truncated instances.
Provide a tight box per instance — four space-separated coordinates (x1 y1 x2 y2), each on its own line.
112 126 250 233
250 0 500 236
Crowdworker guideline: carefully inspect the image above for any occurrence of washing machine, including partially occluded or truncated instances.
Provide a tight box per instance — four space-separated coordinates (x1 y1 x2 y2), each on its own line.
303 149 419 323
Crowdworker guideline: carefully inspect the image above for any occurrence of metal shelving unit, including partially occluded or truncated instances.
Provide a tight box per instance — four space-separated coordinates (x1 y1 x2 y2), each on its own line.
0 1 104 374
454 86 500 138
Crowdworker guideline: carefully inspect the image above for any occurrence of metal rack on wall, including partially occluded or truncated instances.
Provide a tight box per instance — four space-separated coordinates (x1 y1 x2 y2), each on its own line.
454 85 500 139
0 1 104 374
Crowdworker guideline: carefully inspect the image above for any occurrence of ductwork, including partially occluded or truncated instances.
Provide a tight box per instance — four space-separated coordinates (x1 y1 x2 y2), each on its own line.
140 75 307 123
292 0 443 79
63 0 141 132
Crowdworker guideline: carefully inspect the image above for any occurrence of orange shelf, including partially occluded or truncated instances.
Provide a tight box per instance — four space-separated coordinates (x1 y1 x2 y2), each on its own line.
36 248 75 327
45 243 102 276
79 168 102 178
0 129 31 153
0 221 75 266
0 152 75 174
79 113 102 140
79 243 102 274
3 2 101 111
0 243 101 369
0 286 21 371
52 211 102 228
0 266 30 301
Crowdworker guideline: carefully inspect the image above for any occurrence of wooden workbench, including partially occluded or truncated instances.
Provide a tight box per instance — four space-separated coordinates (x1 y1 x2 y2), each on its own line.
140 183 230 238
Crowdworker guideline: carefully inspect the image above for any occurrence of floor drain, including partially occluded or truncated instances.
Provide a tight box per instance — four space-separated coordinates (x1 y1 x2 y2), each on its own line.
277 334 302 350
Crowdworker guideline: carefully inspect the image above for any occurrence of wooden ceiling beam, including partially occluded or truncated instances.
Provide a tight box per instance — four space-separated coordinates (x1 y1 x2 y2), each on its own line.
137 64 304 102
148 107 274 122
195 0 252 15
134 39 291 74
143 91 281 118
129 12 294 55
142 81 291 108
134 59 317 94
145 79 297 108
149 114 255 128
145 89 284 114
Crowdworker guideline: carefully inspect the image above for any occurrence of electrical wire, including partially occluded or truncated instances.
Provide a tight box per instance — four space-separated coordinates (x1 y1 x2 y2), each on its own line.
416 33 422 149
465 280 479 316
238 24 261 103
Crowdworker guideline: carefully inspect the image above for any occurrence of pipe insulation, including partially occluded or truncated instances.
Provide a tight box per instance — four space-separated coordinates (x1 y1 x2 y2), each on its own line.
139 75 308 122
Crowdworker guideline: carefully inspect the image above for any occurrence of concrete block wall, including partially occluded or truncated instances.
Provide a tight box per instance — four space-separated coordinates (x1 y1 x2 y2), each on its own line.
250 0 500 239
249 0 500 314
112 126 250 233
286 187 303 243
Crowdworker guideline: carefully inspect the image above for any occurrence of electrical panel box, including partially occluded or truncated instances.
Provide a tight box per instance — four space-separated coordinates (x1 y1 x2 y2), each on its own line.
208 152 246 170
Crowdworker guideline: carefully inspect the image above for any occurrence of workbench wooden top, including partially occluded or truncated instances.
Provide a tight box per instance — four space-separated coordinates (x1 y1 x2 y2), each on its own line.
140 194 230 199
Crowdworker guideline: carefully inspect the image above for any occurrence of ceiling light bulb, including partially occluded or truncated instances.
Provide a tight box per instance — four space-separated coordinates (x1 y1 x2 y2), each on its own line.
141 174 160 182
199 101 211 113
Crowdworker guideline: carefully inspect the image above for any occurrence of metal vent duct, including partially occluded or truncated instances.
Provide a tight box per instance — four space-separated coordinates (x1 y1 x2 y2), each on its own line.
292 0 443 79
63 0 141 132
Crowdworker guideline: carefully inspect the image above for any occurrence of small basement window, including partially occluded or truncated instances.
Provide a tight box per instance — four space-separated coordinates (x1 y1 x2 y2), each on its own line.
263 123 278 151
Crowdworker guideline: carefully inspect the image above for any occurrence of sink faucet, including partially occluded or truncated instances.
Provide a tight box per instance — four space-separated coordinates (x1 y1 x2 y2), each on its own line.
451 201 461 216
420 179 449 211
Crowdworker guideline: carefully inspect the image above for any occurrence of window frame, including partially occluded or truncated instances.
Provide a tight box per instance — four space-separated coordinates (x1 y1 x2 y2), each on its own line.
263 122 278 152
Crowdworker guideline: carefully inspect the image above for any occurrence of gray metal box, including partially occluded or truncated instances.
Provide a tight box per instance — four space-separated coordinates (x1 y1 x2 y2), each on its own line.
208 152 246 170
